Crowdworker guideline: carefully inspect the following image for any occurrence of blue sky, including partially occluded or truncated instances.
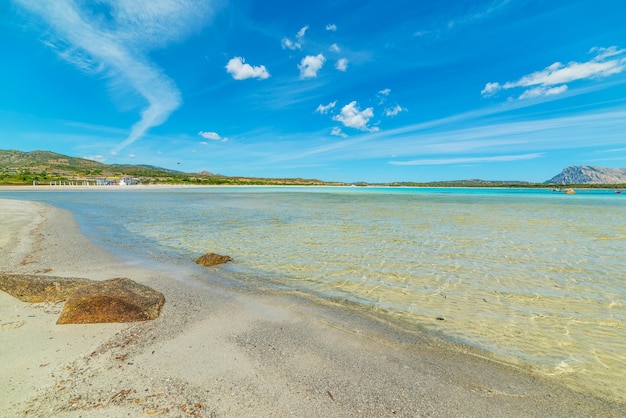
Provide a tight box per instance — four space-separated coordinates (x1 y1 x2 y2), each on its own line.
1 0 625 183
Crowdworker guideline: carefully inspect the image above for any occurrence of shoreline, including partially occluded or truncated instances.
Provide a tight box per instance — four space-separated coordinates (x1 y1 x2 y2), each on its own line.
2 184 618 191
1 198 624 416
1 184 622 199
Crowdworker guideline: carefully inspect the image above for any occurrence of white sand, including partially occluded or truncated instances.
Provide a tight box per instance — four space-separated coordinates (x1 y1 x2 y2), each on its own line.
1 197 624 417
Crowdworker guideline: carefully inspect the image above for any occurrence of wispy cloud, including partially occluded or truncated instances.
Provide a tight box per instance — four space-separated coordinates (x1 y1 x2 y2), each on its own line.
385 105 407 117
282 25 308 50
14 0 217 155
373 89 406 116
331 127 348 138
299 54 326 78
390 153 542 166
325 23 337 32
482 46 626 99
297 25 309 38
283 103 626 167
316 101 336 114
447 0 512 29
518 85 568 100
376 88 391 104
226 57 270 80
281 38 299 50
414 0 512 39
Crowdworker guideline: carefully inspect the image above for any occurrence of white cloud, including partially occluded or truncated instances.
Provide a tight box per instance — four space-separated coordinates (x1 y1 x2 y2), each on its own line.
482 46 626 99
480 82 501 96
590 46 625 61
331 127 348 137
509 60 623 88
14 0 216 156
226 57 270 80
376 88 392 104
282 25 309 50
199 131 227 142
127 153 136 158
329 43 340 53
316 101 336 114
298 54 326 78
332 101 377 131
199 131 220 140
296 25 309 38
385 105 407 117
518 85 568 100
326 23 337 31
281 38 300 50
390 153 542 166
335 58 348 72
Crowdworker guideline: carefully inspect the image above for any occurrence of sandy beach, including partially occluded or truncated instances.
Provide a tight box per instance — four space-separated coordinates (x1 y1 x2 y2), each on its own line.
1 196 624 417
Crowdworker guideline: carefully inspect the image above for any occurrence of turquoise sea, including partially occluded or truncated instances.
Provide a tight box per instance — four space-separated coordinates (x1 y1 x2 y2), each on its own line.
2 186 625 403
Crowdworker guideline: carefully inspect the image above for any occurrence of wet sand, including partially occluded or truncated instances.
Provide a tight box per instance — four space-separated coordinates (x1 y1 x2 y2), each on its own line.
1 197 624 417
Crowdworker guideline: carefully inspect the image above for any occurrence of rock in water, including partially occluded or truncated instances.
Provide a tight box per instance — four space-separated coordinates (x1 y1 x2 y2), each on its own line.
57 278 165 324
0 273 90 303
196 252 232 266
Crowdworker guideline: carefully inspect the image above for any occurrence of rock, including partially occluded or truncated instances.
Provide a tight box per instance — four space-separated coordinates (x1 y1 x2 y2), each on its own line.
56 278 165 324
0 274 165 325
0 273 90 303
545 165 626 184
196 252 232 267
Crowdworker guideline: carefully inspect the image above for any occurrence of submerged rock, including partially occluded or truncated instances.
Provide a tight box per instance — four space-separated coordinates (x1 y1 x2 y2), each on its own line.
0 273 90 303
56 278 165 324
196 252 232 267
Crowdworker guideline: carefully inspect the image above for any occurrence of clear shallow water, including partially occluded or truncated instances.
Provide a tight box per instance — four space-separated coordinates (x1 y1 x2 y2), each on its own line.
3 187 625 402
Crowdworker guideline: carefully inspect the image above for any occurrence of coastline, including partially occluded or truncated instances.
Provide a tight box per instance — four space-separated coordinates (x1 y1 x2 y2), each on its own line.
1 197 624 416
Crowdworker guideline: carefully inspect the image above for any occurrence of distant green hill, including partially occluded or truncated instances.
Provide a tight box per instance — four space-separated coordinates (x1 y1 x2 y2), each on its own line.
381 179 534 187
0 149 102 170
0 149 344 186
0 149 184 184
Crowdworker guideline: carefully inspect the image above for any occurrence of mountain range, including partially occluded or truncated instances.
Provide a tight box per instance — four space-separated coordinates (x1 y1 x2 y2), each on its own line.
1 149 625 186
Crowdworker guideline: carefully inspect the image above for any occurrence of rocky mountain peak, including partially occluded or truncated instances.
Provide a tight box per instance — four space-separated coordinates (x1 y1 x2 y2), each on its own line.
545 165 626 184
